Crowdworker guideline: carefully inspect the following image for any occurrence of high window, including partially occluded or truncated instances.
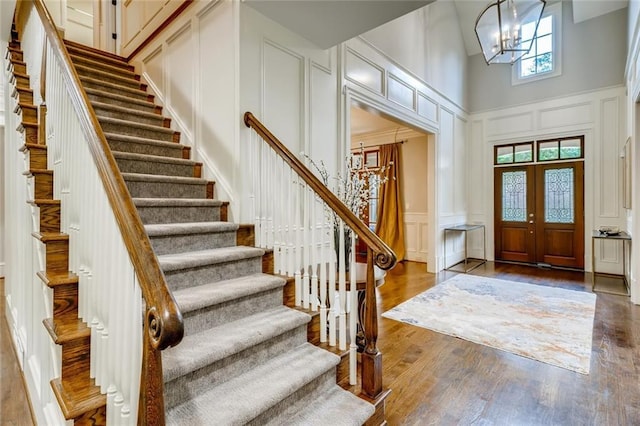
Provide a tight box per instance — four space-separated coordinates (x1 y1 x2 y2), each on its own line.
513 2 562 85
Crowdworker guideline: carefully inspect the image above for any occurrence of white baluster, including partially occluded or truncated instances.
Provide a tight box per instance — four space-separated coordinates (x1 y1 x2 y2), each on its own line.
349 234 357 385
302 186 310 309
338 221 347 351
328 217 337 347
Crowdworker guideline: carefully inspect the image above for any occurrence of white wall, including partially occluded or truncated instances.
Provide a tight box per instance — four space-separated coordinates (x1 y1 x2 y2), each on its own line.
130 0 239 216
127 0 471 272
359 0 468 111
469 86 627 283
625 0 640 304
470 2 627 113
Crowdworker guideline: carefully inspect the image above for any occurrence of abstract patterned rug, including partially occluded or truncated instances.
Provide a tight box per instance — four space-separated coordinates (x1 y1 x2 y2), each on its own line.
382 274 597 374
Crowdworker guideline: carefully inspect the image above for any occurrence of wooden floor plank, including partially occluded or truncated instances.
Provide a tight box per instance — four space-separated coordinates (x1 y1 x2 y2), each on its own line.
2 262 640 424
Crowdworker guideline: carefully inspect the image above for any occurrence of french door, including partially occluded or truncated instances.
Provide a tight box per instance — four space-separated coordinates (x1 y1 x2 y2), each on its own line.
494 161 584 269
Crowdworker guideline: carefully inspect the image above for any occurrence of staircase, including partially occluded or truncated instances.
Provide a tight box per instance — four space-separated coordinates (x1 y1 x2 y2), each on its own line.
46 40 375 424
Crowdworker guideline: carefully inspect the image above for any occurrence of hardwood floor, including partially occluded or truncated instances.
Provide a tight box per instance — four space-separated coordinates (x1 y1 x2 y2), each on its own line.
2 263 639 425
0 278 35 426
377 261 640 425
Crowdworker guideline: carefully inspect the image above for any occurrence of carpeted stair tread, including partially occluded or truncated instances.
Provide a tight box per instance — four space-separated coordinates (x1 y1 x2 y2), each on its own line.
79 75 149 99
133 198 222 207
145 221 237 237
269 386 375 426
162 306 310 382
84 87 156 112
157 246 265 272
98 116 175 135
91 101 163 121
113 151 195 165
165 342 338 425
173 273 285 314
74 63 141 88
121 172 205 185
69 53 135 75
104 133 183 157
64 41 128 66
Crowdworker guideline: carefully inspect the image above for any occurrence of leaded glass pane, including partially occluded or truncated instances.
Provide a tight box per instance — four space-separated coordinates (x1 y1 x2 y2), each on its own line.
496 146 514 164
514 144 533 162
539 141 559 161
502 171 527 222
560 139 582 159
545 168 574 223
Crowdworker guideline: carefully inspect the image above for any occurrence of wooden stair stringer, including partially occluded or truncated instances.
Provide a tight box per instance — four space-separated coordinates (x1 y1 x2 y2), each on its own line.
8 30 106 423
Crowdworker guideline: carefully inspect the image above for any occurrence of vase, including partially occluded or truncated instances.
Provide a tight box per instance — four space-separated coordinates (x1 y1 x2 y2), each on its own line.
333 227 351 272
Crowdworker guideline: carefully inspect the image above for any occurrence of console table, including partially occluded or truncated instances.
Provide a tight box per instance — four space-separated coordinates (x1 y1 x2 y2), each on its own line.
444 224 486 273
591 230 631 296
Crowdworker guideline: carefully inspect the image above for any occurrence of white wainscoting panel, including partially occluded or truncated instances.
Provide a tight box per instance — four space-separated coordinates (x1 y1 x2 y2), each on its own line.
453 114 467 215
121 0 187 57
263 40 304 154
538 102 593 130
486 112 534 137
345 48 384 96
598 97 621 218
404 213 428 262
387 73 415 111
417 92 438 124
310 63 338 169
166 24 195 138
439 107 455 216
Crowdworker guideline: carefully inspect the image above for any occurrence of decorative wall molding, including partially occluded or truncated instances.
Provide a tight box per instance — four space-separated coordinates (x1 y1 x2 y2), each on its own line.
404 212 428 263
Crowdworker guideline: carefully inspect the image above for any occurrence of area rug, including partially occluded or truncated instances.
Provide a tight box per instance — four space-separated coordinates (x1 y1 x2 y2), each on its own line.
382 274 597 374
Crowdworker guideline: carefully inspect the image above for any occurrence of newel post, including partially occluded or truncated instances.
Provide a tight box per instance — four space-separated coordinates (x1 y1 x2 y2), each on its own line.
361 248 382 398
138 310 166 425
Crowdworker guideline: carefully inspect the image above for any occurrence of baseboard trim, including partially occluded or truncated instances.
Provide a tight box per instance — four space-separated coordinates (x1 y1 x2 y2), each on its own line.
0 261 5 278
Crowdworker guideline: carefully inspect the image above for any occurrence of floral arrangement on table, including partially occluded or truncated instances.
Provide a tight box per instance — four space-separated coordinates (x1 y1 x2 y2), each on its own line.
305 145 392 270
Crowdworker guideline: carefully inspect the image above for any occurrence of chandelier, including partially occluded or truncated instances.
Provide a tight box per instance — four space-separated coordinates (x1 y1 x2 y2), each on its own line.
475 0 546 65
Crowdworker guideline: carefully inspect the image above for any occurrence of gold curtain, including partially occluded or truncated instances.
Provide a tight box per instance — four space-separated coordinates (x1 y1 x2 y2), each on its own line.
375 143 405 261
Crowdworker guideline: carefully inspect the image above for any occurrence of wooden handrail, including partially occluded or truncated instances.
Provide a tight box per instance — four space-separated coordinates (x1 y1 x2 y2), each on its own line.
244 111 394 399
31 0 183 422
244 112 397 271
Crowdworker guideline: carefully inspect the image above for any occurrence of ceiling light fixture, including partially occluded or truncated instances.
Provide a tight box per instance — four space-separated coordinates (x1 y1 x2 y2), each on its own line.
475 0 546 65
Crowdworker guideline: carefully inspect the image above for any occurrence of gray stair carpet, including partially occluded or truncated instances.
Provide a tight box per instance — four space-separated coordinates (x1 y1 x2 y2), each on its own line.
65 39 374 425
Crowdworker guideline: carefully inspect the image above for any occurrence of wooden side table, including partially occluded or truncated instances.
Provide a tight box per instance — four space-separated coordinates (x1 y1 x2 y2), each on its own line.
591 230 631 296
444 224 486 272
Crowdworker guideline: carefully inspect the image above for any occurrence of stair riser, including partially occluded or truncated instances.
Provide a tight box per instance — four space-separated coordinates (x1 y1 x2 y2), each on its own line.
70 55 134 76
27 148 47 169
32 174 54 199
66 45 128 68
164 257 263 292
18 123 38 145
93 105 165 127
100 120 176 142
81 79 149 101
39 204 61 233
9 60 26 74
44 240 69 274
183 289 283 336
107 139 183 159
17 105 37 123
87 92 157 114
124 180 207 199
7 49 23 61
248 369 337 426
76 67 142 89
11 73 29 88
164 326 308 409
116 157 196 178
53 284 79 321
13 87 33 104
136 205 221 224
60 336 91 383
149 230 236 256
